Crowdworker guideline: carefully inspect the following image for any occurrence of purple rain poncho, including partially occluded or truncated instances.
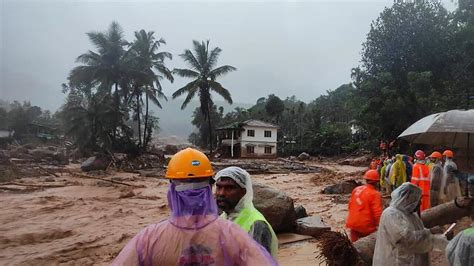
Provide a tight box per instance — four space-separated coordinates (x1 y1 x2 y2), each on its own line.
112 183 277 266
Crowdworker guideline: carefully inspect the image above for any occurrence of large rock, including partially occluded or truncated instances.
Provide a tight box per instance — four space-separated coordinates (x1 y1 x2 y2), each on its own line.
253 183 296 233
322 180 361 194
295 205 308 219
295 216 331 237
81 156 110 172
297 152 310 161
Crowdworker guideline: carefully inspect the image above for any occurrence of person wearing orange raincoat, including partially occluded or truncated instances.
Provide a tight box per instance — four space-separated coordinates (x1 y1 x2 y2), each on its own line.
346 170 383 242
411 150 431 212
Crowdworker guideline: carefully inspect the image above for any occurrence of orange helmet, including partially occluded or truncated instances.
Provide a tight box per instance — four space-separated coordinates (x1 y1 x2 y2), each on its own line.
165 148 214 179
429 151 442 160
443 150 454 158
415 150 425 160
364 169 380 181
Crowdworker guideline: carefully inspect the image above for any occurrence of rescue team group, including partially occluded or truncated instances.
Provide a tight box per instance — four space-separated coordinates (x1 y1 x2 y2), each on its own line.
111 148 472 266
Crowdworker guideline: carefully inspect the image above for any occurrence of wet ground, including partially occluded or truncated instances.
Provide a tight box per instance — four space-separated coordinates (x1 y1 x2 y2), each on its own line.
0 159 460 265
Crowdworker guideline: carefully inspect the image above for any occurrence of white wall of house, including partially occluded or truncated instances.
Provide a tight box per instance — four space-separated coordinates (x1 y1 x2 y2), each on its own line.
240 126 277 143
240 126 277 157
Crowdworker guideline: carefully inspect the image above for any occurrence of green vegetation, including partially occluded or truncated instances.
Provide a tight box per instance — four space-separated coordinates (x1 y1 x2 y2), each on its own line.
0 100 59 141
60 22 173 154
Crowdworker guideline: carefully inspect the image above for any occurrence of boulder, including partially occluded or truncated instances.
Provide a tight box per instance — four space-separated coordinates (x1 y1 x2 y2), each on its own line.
81 156 110 172
297 152 310 161
295 205 308 219
295 216 331 237
253 183 296 233
322 180 361 194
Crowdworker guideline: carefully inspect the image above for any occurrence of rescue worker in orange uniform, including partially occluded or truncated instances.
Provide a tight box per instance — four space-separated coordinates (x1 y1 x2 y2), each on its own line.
346 169 383 242
411 150 431 212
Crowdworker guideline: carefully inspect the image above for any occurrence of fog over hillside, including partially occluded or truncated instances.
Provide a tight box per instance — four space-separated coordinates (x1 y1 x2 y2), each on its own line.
151 99 252 140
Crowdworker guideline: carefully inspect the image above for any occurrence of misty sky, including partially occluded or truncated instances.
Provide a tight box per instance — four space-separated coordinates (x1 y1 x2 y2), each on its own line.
1 0 456 112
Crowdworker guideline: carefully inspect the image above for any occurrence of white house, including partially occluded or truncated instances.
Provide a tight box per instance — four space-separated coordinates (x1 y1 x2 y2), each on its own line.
216 119 278 158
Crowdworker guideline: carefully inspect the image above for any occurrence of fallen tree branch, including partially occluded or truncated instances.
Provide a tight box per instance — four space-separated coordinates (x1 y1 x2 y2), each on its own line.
0 186 40 192
2 182 66 188
37 165 59 177
68 171 142 188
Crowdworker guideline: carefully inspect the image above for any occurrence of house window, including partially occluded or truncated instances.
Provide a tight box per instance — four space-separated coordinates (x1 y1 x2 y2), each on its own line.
264 130 272 138
264 147 272 154
247 129 255 137
247 146 255 154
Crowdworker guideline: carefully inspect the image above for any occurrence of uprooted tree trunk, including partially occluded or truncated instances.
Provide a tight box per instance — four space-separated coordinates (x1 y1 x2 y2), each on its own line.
354 197 474 263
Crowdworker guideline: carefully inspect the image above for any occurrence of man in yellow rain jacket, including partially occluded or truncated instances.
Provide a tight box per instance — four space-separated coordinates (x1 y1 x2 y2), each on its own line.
389 154 407 190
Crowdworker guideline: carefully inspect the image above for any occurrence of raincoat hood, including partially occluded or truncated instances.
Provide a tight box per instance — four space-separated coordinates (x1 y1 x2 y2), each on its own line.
215 166 254 220
167 182 218 229
390 182 422 214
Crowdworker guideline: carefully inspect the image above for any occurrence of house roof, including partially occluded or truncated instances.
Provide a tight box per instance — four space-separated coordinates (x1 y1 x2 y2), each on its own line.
217 119 278 130
242 119 278 128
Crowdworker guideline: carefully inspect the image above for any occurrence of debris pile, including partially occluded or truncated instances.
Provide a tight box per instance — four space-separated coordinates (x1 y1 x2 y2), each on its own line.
0 144 69 180
213 158 322 174
338 154 372 167
80 153 165 173
316 231 364 266
310 168 339 186
297 152 310 161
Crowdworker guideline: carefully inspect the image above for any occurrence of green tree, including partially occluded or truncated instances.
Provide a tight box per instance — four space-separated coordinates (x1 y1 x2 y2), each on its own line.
127 29 173 150
189 104 222 148
60 86 118 152
451 0 474 109
312 84 355 124
172 40 236 152
265 94 285 123
353 1 457 139
69 22 129 141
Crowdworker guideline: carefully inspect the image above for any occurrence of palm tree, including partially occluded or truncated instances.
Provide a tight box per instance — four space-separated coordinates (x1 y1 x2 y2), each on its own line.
69 21 129 140
127 30 173 150
172 40 236 152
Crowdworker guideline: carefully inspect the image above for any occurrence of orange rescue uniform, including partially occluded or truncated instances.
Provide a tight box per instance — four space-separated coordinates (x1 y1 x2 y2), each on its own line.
346 184 383 242
411 162 431 211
